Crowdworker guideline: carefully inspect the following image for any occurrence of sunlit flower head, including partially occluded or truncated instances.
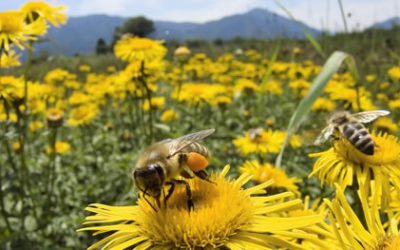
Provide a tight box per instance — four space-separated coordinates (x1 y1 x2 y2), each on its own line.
373 116 398 133
161 108 179 123
233 129 300 156
0 10 47 51
79 165 323 249
46 107 64 127
67 105 98 127
292 47 302 54
312 97 336 112
79 64 91 72
0 49 21 68
260 79 283 96
114 36 166 62
239 160 300 193
29 120 44 132
234 78 259 94
310 132 400 205
47 141 70 155
142 96 165 111
388 66 400 82
172 83 228 105
21 1 67 27
325 183 400 250
0 76 23 101
174 46 191 56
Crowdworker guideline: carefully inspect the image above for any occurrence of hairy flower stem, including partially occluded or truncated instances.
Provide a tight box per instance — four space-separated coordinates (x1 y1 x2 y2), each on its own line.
139 61 153 143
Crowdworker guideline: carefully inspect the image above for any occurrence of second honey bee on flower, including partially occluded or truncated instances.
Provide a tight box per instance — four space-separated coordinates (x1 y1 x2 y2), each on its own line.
315 110 390 155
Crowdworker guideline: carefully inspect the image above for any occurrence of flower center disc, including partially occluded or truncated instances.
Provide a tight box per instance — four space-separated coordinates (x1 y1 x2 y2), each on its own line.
136 176 255 248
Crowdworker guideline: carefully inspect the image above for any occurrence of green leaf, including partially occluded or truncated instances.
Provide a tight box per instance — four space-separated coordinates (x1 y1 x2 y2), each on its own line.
275 51 357 167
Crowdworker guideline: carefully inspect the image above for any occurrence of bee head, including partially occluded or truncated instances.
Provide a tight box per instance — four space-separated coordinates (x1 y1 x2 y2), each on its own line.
133 164 165 198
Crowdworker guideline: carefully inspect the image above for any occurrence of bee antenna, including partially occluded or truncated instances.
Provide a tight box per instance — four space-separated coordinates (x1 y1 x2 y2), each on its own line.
141 191 158 212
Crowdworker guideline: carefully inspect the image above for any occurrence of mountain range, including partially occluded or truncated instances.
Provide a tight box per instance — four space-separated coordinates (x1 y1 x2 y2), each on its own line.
36 8 399 56
371 17 400 29
37 8 320 56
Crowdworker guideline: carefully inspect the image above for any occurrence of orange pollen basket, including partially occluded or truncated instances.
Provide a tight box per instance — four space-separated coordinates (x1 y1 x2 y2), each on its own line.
187 152 209 172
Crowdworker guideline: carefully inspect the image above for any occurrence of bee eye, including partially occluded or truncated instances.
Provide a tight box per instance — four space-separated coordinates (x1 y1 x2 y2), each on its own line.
150 164 164 181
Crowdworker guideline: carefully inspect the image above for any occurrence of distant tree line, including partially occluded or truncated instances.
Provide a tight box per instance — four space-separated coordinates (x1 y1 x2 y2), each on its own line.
95 16 154 55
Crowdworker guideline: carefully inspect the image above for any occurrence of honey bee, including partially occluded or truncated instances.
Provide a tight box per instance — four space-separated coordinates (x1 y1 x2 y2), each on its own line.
132 128 215 211
248 128 263 141
315 110 390 155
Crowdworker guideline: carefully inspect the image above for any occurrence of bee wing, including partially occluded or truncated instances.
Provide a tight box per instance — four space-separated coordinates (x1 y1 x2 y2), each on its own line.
351 110 390 123
167 128 215 158
314 125 334 145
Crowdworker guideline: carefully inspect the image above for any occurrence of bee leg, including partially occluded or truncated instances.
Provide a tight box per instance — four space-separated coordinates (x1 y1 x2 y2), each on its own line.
164 181 175 207
172 179 194 212
156 195 161 209
194 170 216 184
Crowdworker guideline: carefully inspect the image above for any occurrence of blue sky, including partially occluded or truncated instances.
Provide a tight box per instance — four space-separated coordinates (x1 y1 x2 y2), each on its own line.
1 0 399 31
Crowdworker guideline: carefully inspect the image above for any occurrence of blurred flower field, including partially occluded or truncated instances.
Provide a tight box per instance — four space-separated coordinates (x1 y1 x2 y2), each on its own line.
2 1 400 249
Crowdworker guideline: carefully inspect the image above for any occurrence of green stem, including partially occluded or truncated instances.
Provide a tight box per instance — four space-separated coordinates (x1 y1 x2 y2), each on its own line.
139 61 153 142
0 167 12 233
338 0 349 33
47 127 58 196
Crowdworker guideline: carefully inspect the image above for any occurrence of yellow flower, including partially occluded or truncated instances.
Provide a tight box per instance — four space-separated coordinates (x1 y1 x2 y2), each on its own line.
261 79 283 96
365 74 376 82
172 83 228 105
107 66 116 72
0 75 24 101
142 96 165 111
12 141 21 152
67 105 98 127
388 66 400 81
289 79 310 95
114 36 166 62
380 81 390 90
161 108 179 123
46 107 64 127
373 117 398 133
174 46 191 56
239 160 300 192
233 129 284 156
79 64 91 72
312 98 336 112
234 78 259 94
377 93 388 102
68 92 92 106
79 165 323 249
209 95 232 107
21 1 67 27
310 132 400 206
44 68 76 84
47 141 70 155
0 11 47 51
325 183 400 250
0 50 20 68
292 47 302 54
29 121 44 132
389 99 400 109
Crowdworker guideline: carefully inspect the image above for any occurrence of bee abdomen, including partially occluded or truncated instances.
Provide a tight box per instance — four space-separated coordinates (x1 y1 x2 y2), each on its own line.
343 122 374 155
185 142 209 158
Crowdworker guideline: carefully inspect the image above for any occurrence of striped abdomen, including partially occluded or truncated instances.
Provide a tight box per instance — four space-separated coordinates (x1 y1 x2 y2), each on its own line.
341 122 374 155
183 142 210 158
